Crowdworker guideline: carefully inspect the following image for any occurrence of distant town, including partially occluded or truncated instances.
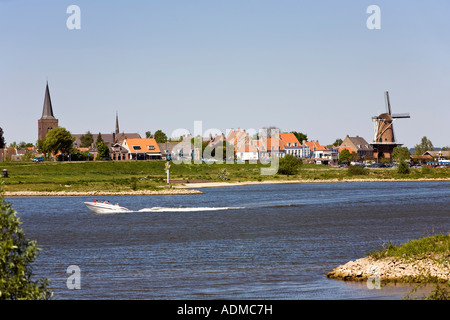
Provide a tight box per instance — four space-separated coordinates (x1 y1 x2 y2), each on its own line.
1 83 449 166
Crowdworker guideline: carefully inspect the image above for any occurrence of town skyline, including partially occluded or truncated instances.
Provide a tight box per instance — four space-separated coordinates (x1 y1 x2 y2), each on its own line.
1 1 449 148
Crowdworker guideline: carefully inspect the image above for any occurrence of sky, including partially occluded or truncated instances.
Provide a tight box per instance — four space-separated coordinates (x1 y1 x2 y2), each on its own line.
1 0 449 148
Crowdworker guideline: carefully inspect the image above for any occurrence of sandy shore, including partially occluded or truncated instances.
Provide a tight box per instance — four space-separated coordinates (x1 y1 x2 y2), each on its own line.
174 177 450 189
326 256 450 282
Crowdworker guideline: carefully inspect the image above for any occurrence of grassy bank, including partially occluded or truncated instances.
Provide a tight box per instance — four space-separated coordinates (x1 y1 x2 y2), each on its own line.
0 160 449 193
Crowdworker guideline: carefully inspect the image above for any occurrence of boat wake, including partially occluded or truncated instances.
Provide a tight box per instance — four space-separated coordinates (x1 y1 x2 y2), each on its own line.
137 206 244 213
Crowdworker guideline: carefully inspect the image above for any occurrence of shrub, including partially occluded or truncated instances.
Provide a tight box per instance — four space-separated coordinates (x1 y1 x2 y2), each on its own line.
397 161 411 174
278 155 302 175
0 192 52 299
347 165 367 176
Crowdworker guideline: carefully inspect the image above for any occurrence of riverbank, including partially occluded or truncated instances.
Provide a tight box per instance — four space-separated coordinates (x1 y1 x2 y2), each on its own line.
1 161 449 195
174 177 450 189
326 256 450 282
4 177 450 196
4 188 204 197
326 235 450 284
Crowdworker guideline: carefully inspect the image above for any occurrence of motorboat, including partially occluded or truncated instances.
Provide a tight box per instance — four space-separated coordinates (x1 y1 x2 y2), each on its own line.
84 201 131 214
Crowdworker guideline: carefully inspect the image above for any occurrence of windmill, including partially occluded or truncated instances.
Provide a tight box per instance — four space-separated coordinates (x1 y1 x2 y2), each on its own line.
370 91 410 162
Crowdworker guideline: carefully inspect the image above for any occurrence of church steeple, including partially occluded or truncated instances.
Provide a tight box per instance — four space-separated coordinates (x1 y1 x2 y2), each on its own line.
41 82 56 120
38 81 59 141
115 111 119 136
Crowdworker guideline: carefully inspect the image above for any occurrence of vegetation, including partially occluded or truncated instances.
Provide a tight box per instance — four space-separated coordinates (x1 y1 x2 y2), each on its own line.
0 189 52 299
79 131 94 148
290 131 308 144
154 130 168 143
0 159 448 193
278 154 302 175
368 234 450 261
391 147 410 162
347 165 367 176
397 160 411 174
367 234 450 300
39 127 75 156
414 136 434 155
0 127 5 149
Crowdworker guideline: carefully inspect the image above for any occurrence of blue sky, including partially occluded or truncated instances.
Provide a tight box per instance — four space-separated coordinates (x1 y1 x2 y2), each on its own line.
1 0 449 148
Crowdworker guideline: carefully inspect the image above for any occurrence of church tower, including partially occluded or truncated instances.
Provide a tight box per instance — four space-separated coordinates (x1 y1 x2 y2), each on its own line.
38 82 59 141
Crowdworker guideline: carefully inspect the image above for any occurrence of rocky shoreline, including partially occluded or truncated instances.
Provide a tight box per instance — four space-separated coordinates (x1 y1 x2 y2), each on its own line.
326 256 450 283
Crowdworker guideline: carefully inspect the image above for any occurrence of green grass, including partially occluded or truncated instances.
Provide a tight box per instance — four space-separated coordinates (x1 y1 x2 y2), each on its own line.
0 160 449 193
368 234 450 263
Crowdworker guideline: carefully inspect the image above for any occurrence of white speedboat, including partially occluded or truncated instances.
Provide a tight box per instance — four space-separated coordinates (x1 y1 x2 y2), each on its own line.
84 201 131 214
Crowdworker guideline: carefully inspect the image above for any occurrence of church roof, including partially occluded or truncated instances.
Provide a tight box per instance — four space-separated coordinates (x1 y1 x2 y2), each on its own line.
41 82 57 120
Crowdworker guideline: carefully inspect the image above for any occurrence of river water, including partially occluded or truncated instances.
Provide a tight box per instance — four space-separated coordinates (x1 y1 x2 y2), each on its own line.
7 181 450 300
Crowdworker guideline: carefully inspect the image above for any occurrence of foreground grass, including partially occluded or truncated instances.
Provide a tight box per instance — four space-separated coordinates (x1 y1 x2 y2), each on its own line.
0 160 449 193
368 234 450 264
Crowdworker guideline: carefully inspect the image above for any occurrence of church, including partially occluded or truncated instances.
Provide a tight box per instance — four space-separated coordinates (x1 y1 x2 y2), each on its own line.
38 82 141 160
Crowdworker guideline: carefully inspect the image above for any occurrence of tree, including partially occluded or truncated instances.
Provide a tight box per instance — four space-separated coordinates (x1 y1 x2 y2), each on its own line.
0 192 52 299
0 127 5 149
154 130 168 143
278 154 302 175
80 131 94 148
414 136 433 155
145 131 153 139
392 147 410 162
41 127 75 156
338 149 352 164
397 160 410 174
332 138 343 146
96 132 104 144
290 131 308 144
96 141 109 160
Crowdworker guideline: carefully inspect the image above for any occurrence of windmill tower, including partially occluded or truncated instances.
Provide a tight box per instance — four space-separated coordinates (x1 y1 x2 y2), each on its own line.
370 91 410 162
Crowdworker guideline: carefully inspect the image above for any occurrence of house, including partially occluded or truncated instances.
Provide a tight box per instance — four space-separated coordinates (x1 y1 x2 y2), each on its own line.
303 140 338 165
279 133 309 158
122 138 162 160
236 145 259 161
158 141 195 161
258 137 285 162
340 135 373 161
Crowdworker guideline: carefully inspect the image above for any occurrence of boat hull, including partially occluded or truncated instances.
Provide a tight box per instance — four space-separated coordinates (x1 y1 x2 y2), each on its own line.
84 202 130 214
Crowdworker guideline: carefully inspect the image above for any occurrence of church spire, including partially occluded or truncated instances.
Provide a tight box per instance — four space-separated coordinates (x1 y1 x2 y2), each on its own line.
41 81 56 120
115 111 119 135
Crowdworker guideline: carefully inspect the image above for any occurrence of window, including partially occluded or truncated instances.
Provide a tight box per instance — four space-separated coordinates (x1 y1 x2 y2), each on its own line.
133 146 141 150
147 146 155 150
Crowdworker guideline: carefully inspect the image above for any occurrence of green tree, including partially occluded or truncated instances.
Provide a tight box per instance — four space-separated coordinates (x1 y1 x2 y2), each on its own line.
0 191 52 300
414 136 434 155
392 147 410 162
80 131 94 148
154 130 168 143
96 132 104 144
332 138 343 146
145 131 153 139
278 154 302 175
290 131 308 144
0 127 5 149
397 160 411 174
96 142 110 160
41 127 75 156
338 149 352 164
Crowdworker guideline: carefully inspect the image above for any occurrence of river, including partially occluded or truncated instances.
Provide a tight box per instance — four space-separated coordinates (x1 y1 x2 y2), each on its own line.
7 181 450 300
